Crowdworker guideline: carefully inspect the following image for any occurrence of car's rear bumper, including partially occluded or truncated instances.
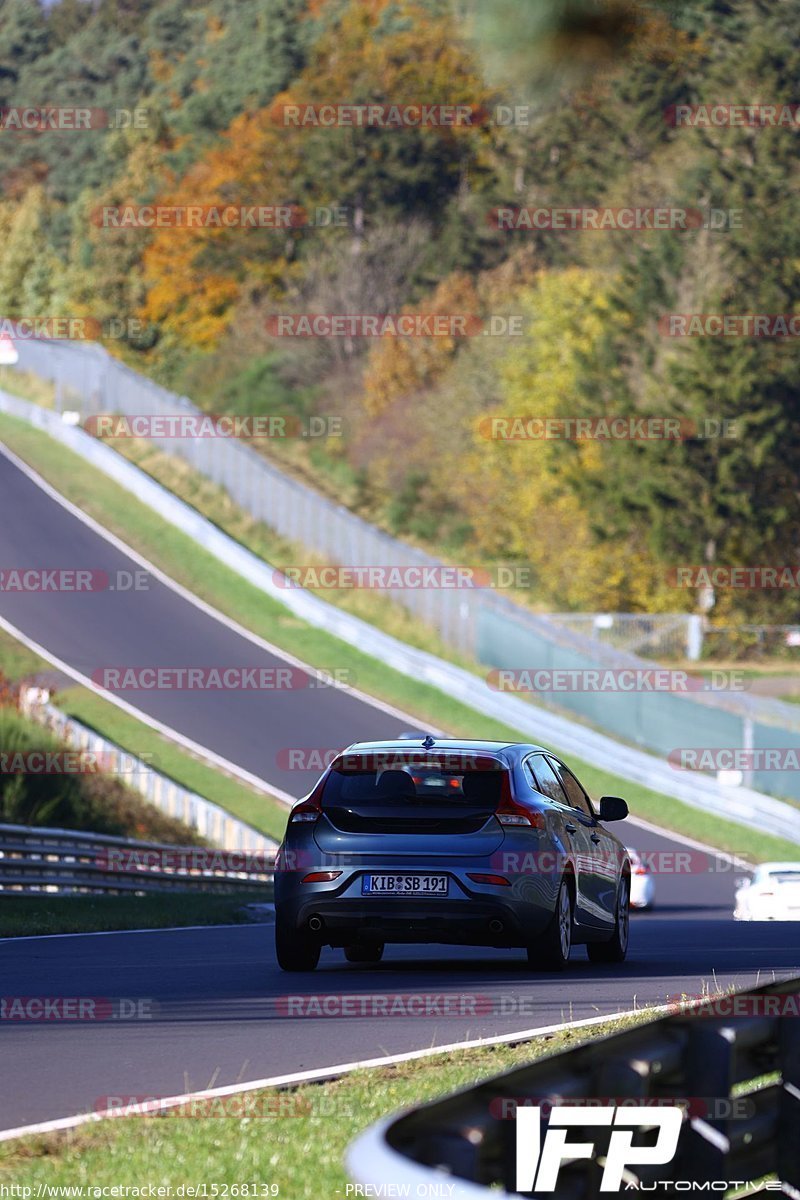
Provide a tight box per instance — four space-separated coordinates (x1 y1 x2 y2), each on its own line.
276 894 553 948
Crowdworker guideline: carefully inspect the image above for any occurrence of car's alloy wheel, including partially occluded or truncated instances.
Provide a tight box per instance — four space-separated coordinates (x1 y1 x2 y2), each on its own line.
275 920 320 972
528 876 573 970
587 874 630 964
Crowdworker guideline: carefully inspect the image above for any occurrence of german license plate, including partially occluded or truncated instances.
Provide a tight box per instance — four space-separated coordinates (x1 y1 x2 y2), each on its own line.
361 874 448 896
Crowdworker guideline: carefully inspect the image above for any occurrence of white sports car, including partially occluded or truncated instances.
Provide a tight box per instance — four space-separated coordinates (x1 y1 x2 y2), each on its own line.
734 862 800 921
627 848 655 910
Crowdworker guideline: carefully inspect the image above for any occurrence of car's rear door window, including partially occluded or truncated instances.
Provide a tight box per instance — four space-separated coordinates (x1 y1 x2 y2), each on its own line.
526 754 569 804
548 758 594 819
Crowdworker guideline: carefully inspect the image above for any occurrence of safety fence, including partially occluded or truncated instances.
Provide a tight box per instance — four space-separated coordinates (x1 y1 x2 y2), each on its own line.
544 612 703 660
348 975 800 1197
0 822 274 894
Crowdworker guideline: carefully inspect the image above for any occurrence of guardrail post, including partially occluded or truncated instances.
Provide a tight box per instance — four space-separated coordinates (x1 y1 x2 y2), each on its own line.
687 614 703 661
742 716 755 789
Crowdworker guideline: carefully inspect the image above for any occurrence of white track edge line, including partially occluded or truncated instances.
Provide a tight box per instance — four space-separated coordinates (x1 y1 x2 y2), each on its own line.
0 1001 671 1143
0 613 297 809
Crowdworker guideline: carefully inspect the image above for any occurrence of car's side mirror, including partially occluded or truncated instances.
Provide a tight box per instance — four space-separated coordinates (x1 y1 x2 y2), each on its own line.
599 795 628 822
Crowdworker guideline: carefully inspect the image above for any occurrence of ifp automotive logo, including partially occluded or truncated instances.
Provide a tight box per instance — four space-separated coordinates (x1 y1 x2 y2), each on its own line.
516 1105 682 1192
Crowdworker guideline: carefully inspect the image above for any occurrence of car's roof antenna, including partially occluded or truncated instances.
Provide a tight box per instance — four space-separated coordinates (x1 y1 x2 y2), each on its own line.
422 734 436 749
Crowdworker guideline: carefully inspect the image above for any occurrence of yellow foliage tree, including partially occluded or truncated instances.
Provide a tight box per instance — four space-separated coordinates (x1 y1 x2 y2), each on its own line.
458 267 669 611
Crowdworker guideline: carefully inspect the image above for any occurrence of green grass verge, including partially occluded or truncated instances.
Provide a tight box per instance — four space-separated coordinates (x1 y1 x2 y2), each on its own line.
0 890 272 937
1 412 798 863
0 625 289 842
0 1012 648 1191
0 368 56 408
56 689 290 842
0 626 49 680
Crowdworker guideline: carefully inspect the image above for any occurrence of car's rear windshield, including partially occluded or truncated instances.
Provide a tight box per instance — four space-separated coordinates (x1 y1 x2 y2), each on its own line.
769 870 800 883
321 754 506 808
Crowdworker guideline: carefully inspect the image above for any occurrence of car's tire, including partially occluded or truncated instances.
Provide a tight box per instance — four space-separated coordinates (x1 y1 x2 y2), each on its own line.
587 874 630 964
275 920 320 972
344 943 384 964
527 875 573 970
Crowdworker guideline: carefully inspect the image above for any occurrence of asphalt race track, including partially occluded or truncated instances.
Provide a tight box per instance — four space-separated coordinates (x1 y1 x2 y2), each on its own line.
3 894 799 1133
1 444 798 1136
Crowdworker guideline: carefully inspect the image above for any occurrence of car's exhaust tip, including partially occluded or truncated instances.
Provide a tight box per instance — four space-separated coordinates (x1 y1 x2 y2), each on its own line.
488 918 504 933
308 915 324 932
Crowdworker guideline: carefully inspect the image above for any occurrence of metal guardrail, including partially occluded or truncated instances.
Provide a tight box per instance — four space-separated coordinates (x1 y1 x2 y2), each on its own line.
19 691 278 852
348 976 800 1197
0 821 275 894
2 388 800 844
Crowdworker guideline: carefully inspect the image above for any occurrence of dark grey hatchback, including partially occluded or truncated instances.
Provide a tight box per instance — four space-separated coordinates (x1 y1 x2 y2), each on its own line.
273 737 631 971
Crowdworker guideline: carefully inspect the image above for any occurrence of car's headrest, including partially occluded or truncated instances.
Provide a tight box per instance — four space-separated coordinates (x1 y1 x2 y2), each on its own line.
376 769 417 798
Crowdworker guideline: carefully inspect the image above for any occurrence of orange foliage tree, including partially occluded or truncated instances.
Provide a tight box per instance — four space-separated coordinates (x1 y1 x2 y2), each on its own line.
141 0 498 348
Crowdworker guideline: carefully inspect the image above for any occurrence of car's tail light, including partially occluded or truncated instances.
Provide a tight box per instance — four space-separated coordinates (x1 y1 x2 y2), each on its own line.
635 865 648 876
496 782 545 829
467 873 511 886
289 781 324 824
301 871 342 883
